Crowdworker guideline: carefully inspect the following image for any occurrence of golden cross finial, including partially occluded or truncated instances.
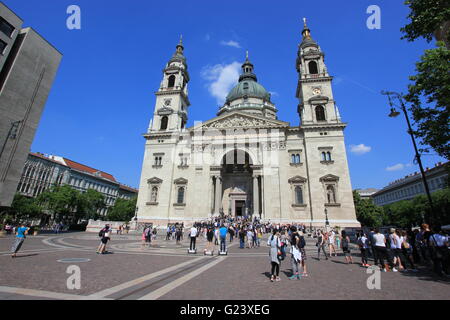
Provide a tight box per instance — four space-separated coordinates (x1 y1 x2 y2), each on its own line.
246 50 249 60
179 34 183 45
303 17 307 28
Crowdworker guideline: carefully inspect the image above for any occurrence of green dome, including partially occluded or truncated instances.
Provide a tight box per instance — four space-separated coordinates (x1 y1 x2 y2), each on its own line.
226 79 271 103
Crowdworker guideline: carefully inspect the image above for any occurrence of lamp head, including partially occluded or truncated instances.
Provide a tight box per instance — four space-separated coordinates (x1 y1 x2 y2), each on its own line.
388 108 400 118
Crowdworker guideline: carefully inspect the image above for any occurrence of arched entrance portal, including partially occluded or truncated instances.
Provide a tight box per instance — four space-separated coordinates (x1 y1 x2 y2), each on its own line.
211 149 261 218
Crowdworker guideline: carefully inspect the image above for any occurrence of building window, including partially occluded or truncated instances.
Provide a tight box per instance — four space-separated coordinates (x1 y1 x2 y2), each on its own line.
243 82 249 90
291 153 301 164
160 116 168 130
177 187 185 204
308 61 318 74
0 17 14 38
168 75 176 88
295 186 304 205
315 105 326 121
154 156 162 166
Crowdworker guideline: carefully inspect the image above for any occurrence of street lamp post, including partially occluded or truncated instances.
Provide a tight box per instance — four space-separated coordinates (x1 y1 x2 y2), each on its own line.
381 91 436 227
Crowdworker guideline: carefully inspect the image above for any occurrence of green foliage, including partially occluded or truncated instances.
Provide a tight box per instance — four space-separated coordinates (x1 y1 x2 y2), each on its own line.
9 194 43 221
77 189 105 220
383 188 450 227
400 0 450 44
353 191 384 227
405 43 450 159
37 185 79 222
106 197 137 222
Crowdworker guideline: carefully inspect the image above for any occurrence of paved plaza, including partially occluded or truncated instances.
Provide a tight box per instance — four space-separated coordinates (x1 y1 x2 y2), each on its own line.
0 232 449 300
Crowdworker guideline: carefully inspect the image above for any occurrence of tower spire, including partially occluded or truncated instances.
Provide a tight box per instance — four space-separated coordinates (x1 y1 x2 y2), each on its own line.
302 17 312 40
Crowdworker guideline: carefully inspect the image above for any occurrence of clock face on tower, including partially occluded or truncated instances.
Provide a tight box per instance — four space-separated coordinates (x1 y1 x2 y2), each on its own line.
312 88 321 95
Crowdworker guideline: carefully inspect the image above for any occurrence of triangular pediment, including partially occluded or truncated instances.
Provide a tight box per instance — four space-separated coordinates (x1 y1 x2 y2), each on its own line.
147 177 163 184
288 175 307 184
190 111 289 130
319 174 339 182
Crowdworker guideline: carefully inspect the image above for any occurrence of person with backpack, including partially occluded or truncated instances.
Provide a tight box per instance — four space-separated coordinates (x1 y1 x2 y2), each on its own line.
97 225 111 254
268 230 282 282
11 223 29 258
288 227 302 280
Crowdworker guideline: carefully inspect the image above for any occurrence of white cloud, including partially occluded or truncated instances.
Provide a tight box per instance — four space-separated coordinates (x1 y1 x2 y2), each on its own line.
201 62 241 105
386 163 405 171
349 144 371 155
220 40 241 48
269 91 279 97
205 33 211 41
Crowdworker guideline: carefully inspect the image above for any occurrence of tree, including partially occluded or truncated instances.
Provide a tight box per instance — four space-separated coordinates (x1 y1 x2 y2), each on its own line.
77 189 106 221
353 191 384 227
400 0 450 46
401 0 450 160
6 194 43 223
106 197 137 222
405 43 450 159
37 185 80 223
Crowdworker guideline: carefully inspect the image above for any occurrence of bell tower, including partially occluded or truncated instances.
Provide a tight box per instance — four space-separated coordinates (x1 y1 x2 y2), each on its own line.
149 36 190 132
296 19 341 125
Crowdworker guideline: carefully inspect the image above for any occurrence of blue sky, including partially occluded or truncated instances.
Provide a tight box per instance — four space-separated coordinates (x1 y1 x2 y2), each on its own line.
6 0 446 190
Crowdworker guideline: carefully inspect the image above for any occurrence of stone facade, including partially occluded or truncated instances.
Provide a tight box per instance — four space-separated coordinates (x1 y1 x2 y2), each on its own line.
0 3 62 207
136 25 359 228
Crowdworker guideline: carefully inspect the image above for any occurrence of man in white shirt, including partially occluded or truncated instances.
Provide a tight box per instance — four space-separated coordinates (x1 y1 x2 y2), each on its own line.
389 228 404 271
189 226 198 250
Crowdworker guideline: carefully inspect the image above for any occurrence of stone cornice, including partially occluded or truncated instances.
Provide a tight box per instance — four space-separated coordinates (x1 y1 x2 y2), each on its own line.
300 123 347 131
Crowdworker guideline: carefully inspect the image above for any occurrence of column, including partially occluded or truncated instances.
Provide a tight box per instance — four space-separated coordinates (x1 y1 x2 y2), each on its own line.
253 175 259 216
260 175 264 220
209 176 215 215
215 176 222 216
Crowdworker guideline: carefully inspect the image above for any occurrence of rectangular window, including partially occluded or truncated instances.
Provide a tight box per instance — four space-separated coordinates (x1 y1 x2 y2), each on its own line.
0 17 14 38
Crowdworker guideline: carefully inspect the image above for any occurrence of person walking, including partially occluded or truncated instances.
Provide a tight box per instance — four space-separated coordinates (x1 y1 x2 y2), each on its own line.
328 230 337 257
268 230 282 282
401 230 418 272
288 227 302 280
373 228 396 272
357 232 370 267
238 227 246 249
429 227 449 277
340 230 353 264
316 230 328 260
389 228 405 271
11 223 29 258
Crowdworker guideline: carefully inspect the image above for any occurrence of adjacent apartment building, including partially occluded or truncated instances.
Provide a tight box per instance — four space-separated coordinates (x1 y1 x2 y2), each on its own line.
373 162 449 207
0 2 62 208
17 152 138 216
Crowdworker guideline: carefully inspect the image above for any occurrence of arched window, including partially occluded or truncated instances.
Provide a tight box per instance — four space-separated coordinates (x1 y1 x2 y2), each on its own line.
295 186 303 204
326 152 332 161
160 116 168 130
291 154 296 164
168 75 176 88
177 187 185 204
315 105 326 121
151 186 158 202
327 185 336 203
321 152 327 161
295 154 301 164
308 61 318 74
